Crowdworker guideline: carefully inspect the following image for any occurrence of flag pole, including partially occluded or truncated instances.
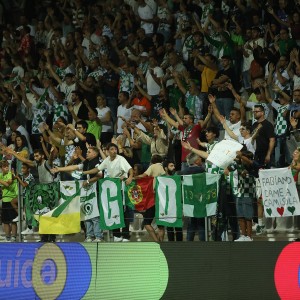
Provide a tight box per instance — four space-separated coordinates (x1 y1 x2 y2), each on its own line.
205 217 209 241
18 181 23 242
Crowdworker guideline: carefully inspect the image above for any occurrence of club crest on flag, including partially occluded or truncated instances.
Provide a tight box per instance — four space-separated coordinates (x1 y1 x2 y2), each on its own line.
81 202 93 216
128 184 143 205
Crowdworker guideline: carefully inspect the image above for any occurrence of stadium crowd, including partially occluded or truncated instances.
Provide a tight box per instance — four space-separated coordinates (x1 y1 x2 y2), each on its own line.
0 0 299 242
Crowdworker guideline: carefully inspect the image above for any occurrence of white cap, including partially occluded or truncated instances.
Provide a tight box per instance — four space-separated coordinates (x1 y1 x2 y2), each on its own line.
140 52 149 57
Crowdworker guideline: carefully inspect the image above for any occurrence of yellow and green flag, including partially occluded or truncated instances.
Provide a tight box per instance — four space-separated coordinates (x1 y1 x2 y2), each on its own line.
39 181 81 234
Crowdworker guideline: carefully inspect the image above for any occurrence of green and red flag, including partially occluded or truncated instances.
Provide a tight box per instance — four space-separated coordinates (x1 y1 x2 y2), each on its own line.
125 177 155 211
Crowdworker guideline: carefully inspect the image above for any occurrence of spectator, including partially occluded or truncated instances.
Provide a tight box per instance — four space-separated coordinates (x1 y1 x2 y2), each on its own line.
135 154 166 242
51 146 103 242
0 160 18 242
177 152 205 241
160 108 201 171
211 55 237 119
5 147 56 242
68 90 89 125
84 143 133 242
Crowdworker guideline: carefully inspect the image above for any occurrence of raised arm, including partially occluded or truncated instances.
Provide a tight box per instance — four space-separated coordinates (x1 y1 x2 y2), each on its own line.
83 99 102 125
4 147 35 167
172 71 187 95
219 116 238 141
159 108 179 129
43 123 68 145
169 107 184 126
181 141 208 159
208 94 222 122
267 7 290 27
67 123 86 142
134 79 151 101
40 136 50 158
45 62 63 85
68 104 80 123
199 105 213 129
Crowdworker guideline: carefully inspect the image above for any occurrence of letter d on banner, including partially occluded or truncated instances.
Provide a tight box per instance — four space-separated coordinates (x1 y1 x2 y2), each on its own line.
155 175 182 227
98 178 125 230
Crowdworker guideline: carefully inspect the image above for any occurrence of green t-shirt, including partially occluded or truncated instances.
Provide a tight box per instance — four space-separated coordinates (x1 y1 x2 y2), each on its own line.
168 86 183 111
0 172 18 202
231 33 244 46
87 120 102 140
141 139 151 164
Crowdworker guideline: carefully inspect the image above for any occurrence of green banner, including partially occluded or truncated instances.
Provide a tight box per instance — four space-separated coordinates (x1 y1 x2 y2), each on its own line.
24 182 60 226
98 178 125 230
155 175 182 227
182 173 220 218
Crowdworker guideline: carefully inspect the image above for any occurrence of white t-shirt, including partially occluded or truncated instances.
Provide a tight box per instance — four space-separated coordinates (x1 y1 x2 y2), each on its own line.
138 4 154 34
242 38 265 72
224 120 241 141
144 163 165 177
12 66 24 78
274 68 290 90
17 125 33 154
96 106 112 132
97 155 132 178
293 74 300 90
59 82 76 103
117 105 132 134
238 136 256 154
165 63 186 87
146 66 164 96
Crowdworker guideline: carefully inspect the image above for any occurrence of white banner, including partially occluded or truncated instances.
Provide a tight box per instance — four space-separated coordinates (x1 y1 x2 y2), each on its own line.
60 181 99 221
79 181 99 221
207 140 243 169
259 168 300 217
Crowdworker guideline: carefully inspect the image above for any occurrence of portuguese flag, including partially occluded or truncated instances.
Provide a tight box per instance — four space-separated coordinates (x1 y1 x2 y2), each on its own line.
125 177 155 212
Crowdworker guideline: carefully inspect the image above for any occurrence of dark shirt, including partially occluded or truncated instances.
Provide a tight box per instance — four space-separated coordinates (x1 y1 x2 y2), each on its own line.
76 102 89 122
177 165 205 175
73 133 96 158
252 119 275 163
102 71 119 98
82 89 98 109
82 156 101 179
215 67 236 99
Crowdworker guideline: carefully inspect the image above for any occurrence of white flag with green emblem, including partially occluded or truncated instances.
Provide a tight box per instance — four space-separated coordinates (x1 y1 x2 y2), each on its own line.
98 178 125 230
39 181 81 234
79 180 99 221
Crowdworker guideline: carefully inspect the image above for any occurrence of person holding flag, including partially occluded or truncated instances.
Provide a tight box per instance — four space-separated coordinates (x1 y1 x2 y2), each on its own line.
51 146 103 242
3 147 57 242
84 143 133 242
163 159 184 242
135 154 166 242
